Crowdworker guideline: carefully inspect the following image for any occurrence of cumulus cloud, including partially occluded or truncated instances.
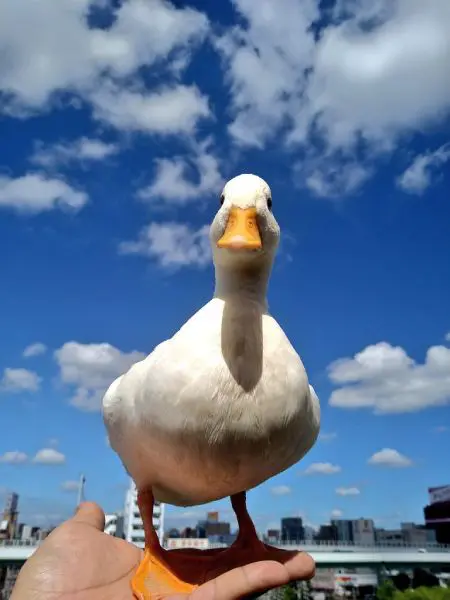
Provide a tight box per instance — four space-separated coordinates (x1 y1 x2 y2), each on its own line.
31 137 119 168
331 509 343 518
304 462 341 475
0 368 41 392
23 343 47 358
318 432 337 442
271 485 292 496
336 486 360 496
90 83 210 135
61 480 81 492
397 143 450 195
328 340 450 413
0 451 28 464
217 0 450 193
298 159 372 199
120 222 211 270
138 138 223 205
368 448 413 467
0 173 88 214
32 448 66 464
0 0 209 120
55 341 145 411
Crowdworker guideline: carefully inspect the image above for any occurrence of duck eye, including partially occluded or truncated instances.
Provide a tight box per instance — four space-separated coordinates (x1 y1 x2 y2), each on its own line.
267 196 272 211
220 194 225 206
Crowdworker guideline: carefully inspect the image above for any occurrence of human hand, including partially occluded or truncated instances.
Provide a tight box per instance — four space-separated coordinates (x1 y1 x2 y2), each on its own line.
11 502 315 600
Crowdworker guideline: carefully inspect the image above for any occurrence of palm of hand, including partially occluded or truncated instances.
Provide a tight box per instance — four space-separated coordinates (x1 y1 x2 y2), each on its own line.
12 505 142 600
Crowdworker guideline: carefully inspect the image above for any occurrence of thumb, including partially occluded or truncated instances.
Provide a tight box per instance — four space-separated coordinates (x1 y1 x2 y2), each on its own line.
71 501 105 531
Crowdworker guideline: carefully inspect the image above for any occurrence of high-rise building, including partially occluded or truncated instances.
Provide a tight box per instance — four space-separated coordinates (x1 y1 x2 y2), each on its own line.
424 485 450 544
0 493 19 541
123 480 164 548
351 519 375 545
281 517 304 541
331 519 353 543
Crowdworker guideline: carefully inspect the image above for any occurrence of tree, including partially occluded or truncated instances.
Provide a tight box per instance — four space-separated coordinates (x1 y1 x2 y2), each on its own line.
377 579 396 600
282 583 298 600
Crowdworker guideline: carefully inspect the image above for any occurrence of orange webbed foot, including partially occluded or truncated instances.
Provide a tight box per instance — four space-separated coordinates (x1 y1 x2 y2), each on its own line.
131 490 314 599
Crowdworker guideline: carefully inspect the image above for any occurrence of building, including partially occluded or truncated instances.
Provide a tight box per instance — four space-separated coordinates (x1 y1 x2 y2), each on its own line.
196 512 231 539
351 519 375 545
376 528 404 544
123 480 164 548
20 525 33 542
303 525 315 541
401 522 436 545
331 519 353 543
104 513 125 538
281 517 304 541
424 485 450 544
265 529 280 544
315 524 337 542
0 493 19 541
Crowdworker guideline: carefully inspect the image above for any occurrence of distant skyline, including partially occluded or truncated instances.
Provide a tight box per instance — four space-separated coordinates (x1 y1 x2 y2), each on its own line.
0 0 449 533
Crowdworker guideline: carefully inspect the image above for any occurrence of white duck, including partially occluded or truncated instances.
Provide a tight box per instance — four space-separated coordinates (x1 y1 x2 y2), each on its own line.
103 173 320 598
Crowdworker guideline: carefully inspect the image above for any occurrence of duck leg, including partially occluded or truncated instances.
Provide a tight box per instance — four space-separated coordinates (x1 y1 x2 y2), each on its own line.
131 489 199 599
231 491 265 551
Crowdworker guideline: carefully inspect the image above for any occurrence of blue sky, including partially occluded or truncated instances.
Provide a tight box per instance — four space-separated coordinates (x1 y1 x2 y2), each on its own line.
0 0 449 534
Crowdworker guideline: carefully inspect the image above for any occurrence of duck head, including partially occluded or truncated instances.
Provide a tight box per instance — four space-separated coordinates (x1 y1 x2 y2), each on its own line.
210 174 280 271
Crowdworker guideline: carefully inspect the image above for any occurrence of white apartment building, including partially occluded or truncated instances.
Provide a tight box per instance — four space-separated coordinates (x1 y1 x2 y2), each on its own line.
123 480 165 548
104 513 121 536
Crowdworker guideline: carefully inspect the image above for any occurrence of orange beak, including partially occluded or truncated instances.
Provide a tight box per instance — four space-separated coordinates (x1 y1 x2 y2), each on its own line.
217 207 262 250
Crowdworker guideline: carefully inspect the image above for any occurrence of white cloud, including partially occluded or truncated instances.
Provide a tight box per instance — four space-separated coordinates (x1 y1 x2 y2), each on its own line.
0 173 88 214
304 462 341 475
318 432 337 442
328 340 450 413
434 425 448 433
0 368 41 393
300 1 450 150
271 485 292 496
336 486 360 496
397 143 450 195
331 509 343 518
0 451 28 464
61 480 80 492
32 448 66 465
120 222 211 270
299 159 372 199
138 138 223 205
368 448 413 467
445 332 450 342
0 0 209 117
215 0 319 149
90 83 210 135
55 341 145 411
31 137 119 168
217 0 450 191
23 343 47 358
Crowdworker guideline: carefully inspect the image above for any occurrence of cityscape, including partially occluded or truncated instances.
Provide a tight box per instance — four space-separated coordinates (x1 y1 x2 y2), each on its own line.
1 482 449 598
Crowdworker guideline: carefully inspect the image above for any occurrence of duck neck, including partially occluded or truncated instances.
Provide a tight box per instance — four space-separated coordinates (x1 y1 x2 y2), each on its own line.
213 262 271 311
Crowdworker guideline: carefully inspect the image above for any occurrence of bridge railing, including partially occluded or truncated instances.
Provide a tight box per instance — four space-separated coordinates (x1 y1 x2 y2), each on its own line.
274 540 450 550
1 539 449 551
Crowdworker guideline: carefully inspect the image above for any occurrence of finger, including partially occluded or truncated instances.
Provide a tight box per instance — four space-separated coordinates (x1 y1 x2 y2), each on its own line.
71 501 105 531
189 553 315 600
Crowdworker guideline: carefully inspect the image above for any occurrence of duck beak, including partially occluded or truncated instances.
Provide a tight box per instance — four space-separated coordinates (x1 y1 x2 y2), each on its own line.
217 207 262 250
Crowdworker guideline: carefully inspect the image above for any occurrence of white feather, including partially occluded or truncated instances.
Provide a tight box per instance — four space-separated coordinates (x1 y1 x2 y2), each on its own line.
103 174 320 506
